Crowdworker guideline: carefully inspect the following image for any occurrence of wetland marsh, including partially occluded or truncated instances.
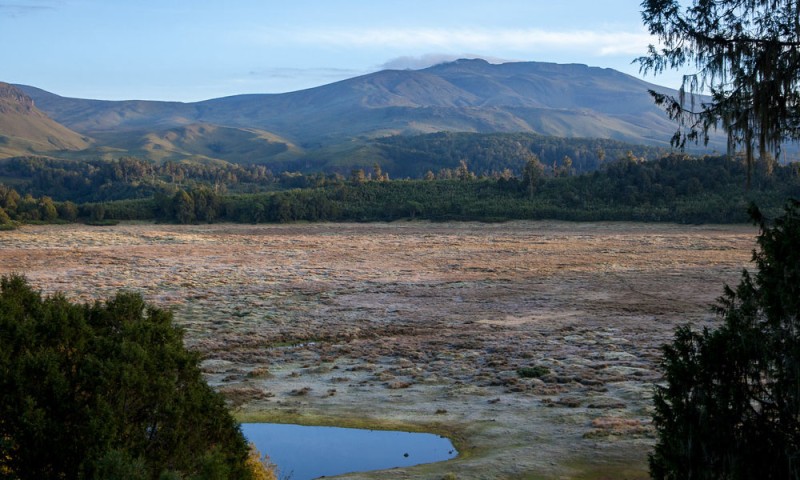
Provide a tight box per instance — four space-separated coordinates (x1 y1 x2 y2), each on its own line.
0 221 756 479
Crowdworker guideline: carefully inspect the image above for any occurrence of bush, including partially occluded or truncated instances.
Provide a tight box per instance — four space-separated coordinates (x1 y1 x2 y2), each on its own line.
517 365 550 378
0 275 262 479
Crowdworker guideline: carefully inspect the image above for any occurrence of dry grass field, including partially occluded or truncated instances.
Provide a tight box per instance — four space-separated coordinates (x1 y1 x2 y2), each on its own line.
0 221 757 479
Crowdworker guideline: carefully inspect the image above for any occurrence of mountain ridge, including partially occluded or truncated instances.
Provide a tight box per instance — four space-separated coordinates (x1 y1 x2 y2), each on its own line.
6 60 716 164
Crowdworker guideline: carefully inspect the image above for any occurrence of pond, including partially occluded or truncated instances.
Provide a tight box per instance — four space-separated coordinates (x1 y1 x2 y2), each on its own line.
241 423 458 480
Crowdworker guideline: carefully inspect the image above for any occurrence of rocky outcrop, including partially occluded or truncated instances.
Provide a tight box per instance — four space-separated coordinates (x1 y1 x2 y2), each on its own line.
0 82 36 114
0 81 90 156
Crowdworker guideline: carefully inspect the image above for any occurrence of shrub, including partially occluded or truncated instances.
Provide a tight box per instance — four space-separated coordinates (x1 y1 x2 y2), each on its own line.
0 275 258 479
517 365 550 378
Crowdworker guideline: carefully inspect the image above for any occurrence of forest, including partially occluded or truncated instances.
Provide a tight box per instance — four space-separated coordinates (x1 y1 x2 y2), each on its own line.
371 131 669 177
1 150 797 228
0 132 670 201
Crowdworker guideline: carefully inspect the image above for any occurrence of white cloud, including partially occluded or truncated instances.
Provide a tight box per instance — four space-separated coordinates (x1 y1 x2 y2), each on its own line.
380 54 514 70
271 27 653 57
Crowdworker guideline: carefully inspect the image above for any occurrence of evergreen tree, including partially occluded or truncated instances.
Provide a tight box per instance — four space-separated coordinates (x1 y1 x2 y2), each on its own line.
0 276 265 479
190 185 220 223
650 202 800 479
349 168 366 185
173 189 196 224
456 160 473 181
639 0 800 178
0 185 20 215
58 200 79 222
0 206 11 225
38 196 58 222
522 156 544 199
90 203 106 222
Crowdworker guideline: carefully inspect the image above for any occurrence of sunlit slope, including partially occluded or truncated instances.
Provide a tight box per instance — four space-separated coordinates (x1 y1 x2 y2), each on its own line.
16 59 697 149
0 83 90 158
90 123 302 164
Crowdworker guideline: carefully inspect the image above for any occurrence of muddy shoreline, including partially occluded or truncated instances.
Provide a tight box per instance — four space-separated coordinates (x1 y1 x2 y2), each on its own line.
0 221 756 479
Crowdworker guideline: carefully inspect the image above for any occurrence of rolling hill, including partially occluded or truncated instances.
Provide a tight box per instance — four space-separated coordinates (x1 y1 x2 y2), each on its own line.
89 123 302 164
0 83 91 158
7 59 718 167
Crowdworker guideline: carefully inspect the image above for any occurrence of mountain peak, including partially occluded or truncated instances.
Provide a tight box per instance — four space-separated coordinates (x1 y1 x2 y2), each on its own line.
426 58 493 72
451 58 490 66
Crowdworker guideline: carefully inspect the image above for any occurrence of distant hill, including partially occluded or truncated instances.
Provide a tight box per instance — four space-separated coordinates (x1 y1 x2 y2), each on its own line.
13 85 196 133
0 83 90 158
89 123 302 164
9 60 723 168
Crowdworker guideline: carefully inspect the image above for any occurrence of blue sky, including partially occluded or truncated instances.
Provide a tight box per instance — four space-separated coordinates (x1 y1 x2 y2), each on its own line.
1 0 679 102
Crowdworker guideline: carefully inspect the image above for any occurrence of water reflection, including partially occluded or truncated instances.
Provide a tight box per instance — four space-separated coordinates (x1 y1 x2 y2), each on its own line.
242 423 458 480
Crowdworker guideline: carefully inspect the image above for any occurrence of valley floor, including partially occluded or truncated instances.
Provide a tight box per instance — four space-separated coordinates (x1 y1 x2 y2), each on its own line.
0 221 756 479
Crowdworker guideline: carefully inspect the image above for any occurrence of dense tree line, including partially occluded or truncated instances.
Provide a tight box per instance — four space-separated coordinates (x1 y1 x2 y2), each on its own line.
0 156 276 203
125 154 800 224
373 131 670 178
0 133 672 203
2 153 798 227
0 275 273 479
136 154 800 224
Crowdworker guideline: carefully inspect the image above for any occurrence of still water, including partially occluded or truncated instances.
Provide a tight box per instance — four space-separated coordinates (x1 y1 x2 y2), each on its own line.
241 423 458 480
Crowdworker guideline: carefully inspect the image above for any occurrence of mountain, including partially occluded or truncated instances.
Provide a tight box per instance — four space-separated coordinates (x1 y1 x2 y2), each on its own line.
10 60 715 165
177 59 690 146
0 83 90 158
16 85 197 134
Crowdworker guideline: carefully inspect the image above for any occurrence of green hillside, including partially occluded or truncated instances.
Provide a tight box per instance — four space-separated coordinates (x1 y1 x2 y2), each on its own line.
88 123 303 164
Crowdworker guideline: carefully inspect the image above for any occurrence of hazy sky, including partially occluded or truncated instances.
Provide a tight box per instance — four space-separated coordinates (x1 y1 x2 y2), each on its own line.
1 0 680 102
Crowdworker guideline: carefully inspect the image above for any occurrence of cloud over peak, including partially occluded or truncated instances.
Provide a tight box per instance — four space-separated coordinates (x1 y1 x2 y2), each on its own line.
380 54 513 71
